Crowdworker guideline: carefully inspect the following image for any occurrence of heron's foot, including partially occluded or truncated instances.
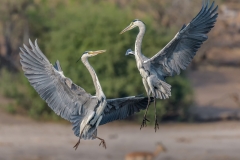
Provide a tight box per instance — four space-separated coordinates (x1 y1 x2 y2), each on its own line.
97 137 107 149
99 139 107 149
154 118 159 132
73 139 80 150
140 116 149 130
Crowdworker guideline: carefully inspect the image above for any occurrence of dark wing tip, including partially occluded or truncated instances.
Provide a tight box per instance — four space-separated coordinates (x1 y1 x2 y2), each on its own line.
150 97 154 102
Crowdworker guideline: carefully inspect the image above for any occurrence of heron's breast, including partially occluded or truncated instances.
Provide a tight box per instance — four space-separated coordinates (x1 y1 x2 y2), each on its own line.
91 99 106 124
139 68 149 79
81 125 97 140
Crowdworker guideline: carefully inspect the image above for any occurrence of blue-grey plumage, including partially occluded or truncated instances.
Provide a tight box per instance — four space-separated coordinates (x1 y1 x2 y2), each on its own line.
19 39 153 150
120 0 218 131
125 49 134 56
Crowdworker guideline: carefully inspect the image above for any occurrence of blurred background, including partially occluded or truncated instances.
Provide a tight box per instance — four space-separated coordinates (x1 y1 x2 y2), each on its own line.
1 0 240 159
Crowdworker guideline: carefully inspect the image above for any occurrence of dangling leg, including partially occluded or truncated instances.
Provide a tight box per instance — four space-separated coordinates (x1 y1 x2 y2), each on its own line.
73 125 86 150
140 78 151 129
92 131 106 149
154 97 159 132
73 136 81 150
140 93 151 129
96 137 107 149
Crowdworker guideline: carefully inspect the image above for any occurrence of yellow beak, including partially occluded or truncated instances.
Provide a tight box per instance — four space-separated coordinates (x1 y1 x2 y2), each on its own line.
120 23 135 34
89 50 106 55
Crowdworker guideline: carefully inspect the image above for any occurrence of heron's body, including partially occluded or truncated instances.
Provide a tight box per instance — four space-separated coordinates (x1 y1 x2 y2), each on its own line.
19 39 152 149
129 22 173 100
78 54 107 139
121 0 218 130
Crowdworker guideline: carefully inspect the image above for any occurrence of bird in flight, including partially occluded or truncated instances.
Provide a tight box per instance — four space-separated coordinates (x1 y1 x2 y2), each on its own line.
120 0 218 131
19 39 152 150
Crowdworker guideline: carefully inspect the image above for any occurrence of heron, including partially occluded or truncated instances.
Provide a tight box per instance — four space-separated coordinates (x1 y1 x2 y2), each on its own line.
120 0 218 131
19 39 152 150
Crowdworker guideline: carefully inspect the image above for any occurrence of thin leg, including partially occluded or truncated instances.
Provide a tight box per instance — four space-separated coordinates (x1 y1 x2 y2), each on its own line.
96 137 107 149
140 78 151 130
154 97 159 132
73 138 81 150
140 96 151 130
73 126 86 150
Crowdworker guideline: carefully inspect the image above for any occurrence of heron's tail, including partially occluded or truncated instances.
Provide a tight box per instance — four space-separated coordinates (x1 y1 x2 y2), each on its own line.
70 114 97 140
155 80 171 99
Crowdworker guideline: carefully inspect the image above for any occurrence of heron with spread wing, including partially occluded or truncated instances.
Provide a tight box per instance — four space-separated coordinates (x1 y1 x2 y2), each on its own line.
120 0 218 131
19 39 152 150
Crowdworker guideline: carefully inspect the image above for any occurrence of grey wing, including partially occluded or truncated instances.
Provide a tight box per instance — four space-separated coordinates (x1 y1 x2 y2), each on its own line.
99 96 153 125
19 39 95 129
148 1 218 77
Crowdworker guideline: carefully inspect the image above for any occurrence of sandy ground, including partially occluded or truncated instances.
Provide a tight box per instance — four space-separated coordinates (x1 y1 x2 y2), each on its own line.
188 66 240 120
1 111 240 160
189 66 240 108
1 66 240 160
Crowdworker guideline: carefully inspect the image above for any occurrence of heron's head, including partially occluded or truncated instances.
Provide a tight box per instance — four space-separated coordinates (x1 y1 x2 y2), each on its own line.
120 19 144 34
77 50 106 62
125 49 135 56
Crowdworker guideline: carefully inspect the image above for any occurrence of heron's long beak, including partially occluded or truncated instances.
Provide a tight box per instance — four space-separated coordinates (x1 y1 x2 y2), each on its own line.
76 50 106 63
89 50 106 55
120 23 135 34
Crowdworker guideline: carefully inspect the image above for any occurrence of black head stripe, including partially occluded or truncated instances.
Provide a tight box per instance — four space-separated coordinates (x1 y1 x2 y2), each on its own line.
133 19 139 22
132 19 145 25
83 51 89 55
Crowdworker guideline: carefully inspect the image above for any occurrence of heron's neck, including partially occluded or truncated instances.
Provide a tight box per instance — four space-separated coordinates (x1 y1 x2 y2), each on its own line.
135 24 146 62
82 57 104 98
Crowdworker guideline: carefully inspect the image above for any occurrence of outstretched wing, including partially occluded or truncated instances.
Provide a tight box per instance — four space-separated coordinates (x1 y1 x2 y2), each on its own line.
148 0 218 77
19 39 95 123
99 96 153 125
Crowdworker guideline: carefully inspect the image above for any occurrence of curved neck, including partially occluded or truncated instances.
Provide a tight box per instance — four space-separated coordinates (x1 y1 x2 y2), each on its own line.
81 56 104 98
135 23 146 62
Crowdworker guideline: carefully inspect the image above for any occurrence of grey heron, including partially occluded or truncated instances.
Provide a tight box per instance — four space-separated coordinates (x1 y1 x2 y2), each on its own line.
19 39 152 150
120 0 218 131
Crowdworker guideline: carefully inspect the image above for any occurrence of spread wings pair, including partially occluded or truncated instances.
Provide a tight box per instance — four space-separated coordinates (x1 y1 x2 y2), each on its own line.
19 0 218 150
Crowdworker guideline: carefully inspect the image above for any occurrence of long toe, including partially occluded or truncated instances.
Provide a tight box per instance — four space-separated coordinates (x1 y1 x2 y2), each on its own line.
140 120 146 129
73 143 79 150
102 140 107 149
99 140 107 149
154 120 159 132
140 116 150 130
73 140 80 150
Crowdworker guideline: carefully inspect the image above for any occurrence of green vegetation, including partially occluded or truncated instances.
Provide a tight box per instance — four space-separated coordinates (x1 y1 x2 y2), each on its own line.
0 0 193 122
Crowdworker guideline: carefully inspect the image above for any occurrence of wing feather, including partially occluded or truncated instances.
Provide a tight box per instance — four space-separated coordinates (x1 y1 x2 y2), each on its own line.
19 39 93 123
99 96 153 125
148 0 218 76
